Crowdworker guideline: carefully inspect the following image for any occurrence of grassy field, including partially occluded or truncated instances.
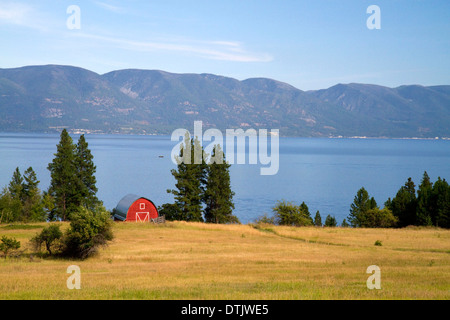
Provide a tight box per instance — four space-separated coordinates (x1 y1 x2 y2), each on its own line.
0 221 449 300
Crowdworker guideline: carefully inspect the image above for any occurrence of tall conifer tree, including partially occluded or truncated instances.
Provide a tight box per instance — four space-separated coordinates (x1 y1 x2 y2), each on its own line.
47 129 79 221
167 133 206 222
204 145 238 224
75 135 100 210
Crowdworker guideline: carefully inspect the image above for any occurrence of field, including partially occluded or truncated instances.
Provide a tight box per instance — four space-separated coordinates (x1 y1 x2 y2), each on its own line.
0 221 449 300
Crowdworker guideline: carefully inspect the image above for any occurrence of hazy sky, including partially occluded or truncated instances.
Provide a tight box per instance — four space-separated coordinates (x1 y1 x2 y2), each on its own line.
1 0 449 90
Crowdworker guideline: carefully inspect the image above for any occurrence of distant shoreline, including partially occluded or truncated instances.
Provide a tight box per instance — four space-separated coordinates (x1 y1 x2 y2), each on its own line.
0 131 449 141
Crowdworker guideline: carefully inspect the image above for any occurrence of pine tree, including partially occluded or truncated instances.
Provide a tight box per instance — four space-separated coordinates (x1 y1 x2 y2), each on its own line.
391 177 417 227
22 167 46 222
314 211 322 227
204 145 238 224
75 135 100 210
416 171 433 226
324 215 337 227
298 202 314 225
8 167 24 200
22 167 40 199
431 177 450 228
47 129 80 221
341 219 350 227
348 187 371 227
167 133 206 222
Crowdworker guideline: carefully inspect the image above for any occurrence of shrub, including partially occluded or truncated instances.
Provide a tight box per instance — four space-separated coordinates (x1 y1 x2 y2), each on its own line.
324 215 337 227
0 236 21 258
361 208 398 228
254 213 276 225
374 240 383 246
31 224 63 255
272 200 313 227
63 206 113 259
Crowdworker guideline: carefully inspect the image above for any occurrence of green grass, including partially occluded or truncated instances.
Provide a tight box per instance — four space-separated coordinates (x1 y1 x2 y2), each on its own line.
0 221 449 300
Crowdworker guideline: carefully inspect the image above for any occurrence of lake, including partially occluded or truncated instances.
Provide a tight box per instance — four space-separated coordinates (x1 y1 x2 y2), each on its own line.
1 133 449 224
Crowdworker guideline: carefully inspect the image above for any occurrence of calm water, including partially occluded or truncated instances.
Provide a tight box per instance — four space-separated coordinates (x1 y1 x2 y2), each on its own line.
1 133 449 224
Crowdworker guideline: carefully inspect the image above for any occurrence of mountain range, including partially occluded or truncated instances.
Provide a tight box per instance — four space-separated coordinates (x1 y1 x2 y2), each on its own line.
0 65 449 138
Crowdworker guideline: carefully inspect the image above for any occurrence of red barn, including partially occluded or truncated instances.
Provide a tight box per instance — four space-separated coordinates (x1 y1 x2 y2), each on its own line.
113 194 159 222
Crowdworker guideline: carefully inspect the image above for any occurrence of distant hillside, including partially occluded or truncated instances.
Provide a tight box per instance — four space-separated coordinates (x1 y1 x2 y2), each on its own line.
0 65 449 137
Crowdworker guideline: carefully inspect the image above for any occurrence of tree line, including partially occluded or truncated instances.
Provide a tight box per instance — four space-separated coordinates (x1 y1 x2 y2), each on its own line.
259 171 449 229
0 129 113 259
0 130 101 223
159 133 239 224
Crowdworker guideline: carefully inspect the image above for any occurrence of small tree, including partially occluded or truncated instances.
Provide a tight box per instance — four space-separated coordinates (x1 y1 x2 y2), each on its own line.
361 208 398 228
324 215 337 227
273 200 313 227
0 236 21 259
390 178 417 227
314 211 322 227
348 187 378 227
63 206 114 259
341 219 350 228
31 224 63 255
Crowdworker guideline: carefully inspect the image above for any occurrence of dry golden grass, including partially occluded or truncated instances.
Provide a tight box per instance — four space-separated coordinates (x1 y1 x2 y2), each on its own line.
0 221 449 300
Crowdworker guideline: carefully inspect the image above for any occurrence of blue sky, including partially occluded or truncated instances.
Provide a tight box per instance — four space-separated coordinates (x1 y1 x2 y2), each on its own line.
0 0 449 90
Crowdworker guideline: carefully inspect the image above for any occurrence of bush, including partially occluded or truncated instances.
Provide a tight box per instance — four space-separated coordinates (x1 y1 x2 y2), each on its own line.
63 206 114 259
374 240 383 246
324 215 337 227
0 236 21 259
272 200 313 227
254 213 276 225
31 224 63 255
360 208 398 228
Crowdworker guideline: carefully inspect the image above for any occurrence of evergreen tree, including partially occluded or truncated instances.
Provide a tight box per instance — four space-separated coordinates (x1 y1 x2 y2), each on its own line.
8 167 24 200
348 187 371 227
299 202 313 224
324 215 337 227
272 200 313 227
391 177 417 227
22 167 46 222
314 211 322 227
430 177 450 228
0 188 22 223
416 171 433 226
167 133 206 222
47 129 80 221
23 167 40 197
341 219 350 227
204 145 238 224
369 197 378 210
75 135 100 210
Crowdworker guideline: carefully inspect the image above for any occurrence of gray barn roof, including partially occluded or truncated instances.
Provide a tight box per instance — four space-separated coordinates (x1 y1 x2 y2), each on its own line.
113 194 158 221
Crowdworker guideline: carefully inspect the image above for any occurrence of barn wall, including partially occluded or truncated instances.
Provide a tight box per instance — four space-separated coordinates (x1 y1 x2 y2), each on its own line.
126 199 158 222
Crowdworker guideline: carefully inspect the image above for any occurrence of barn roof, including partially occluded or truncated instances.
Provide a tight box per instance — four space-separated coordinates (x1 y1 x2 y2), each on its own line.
113 194 158 221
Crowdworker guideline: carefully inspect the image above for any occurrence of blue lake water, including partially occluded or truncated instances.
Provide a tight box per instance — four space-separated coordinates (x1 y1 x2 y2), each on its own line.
1 133 449 224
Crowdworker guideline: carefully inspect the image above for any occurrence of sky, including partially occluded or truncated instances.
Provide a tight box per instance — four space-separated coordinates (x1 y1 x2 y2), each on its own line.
0 0 449 90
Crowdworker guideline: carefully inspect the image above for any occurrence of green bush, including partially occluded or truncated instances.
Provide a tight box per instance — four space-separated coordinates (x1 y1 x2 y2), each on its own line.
63 206 113 259
272 200 313 227
31 224 63 255
361 208 398 228
0 236 21 258
324 215 337 227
